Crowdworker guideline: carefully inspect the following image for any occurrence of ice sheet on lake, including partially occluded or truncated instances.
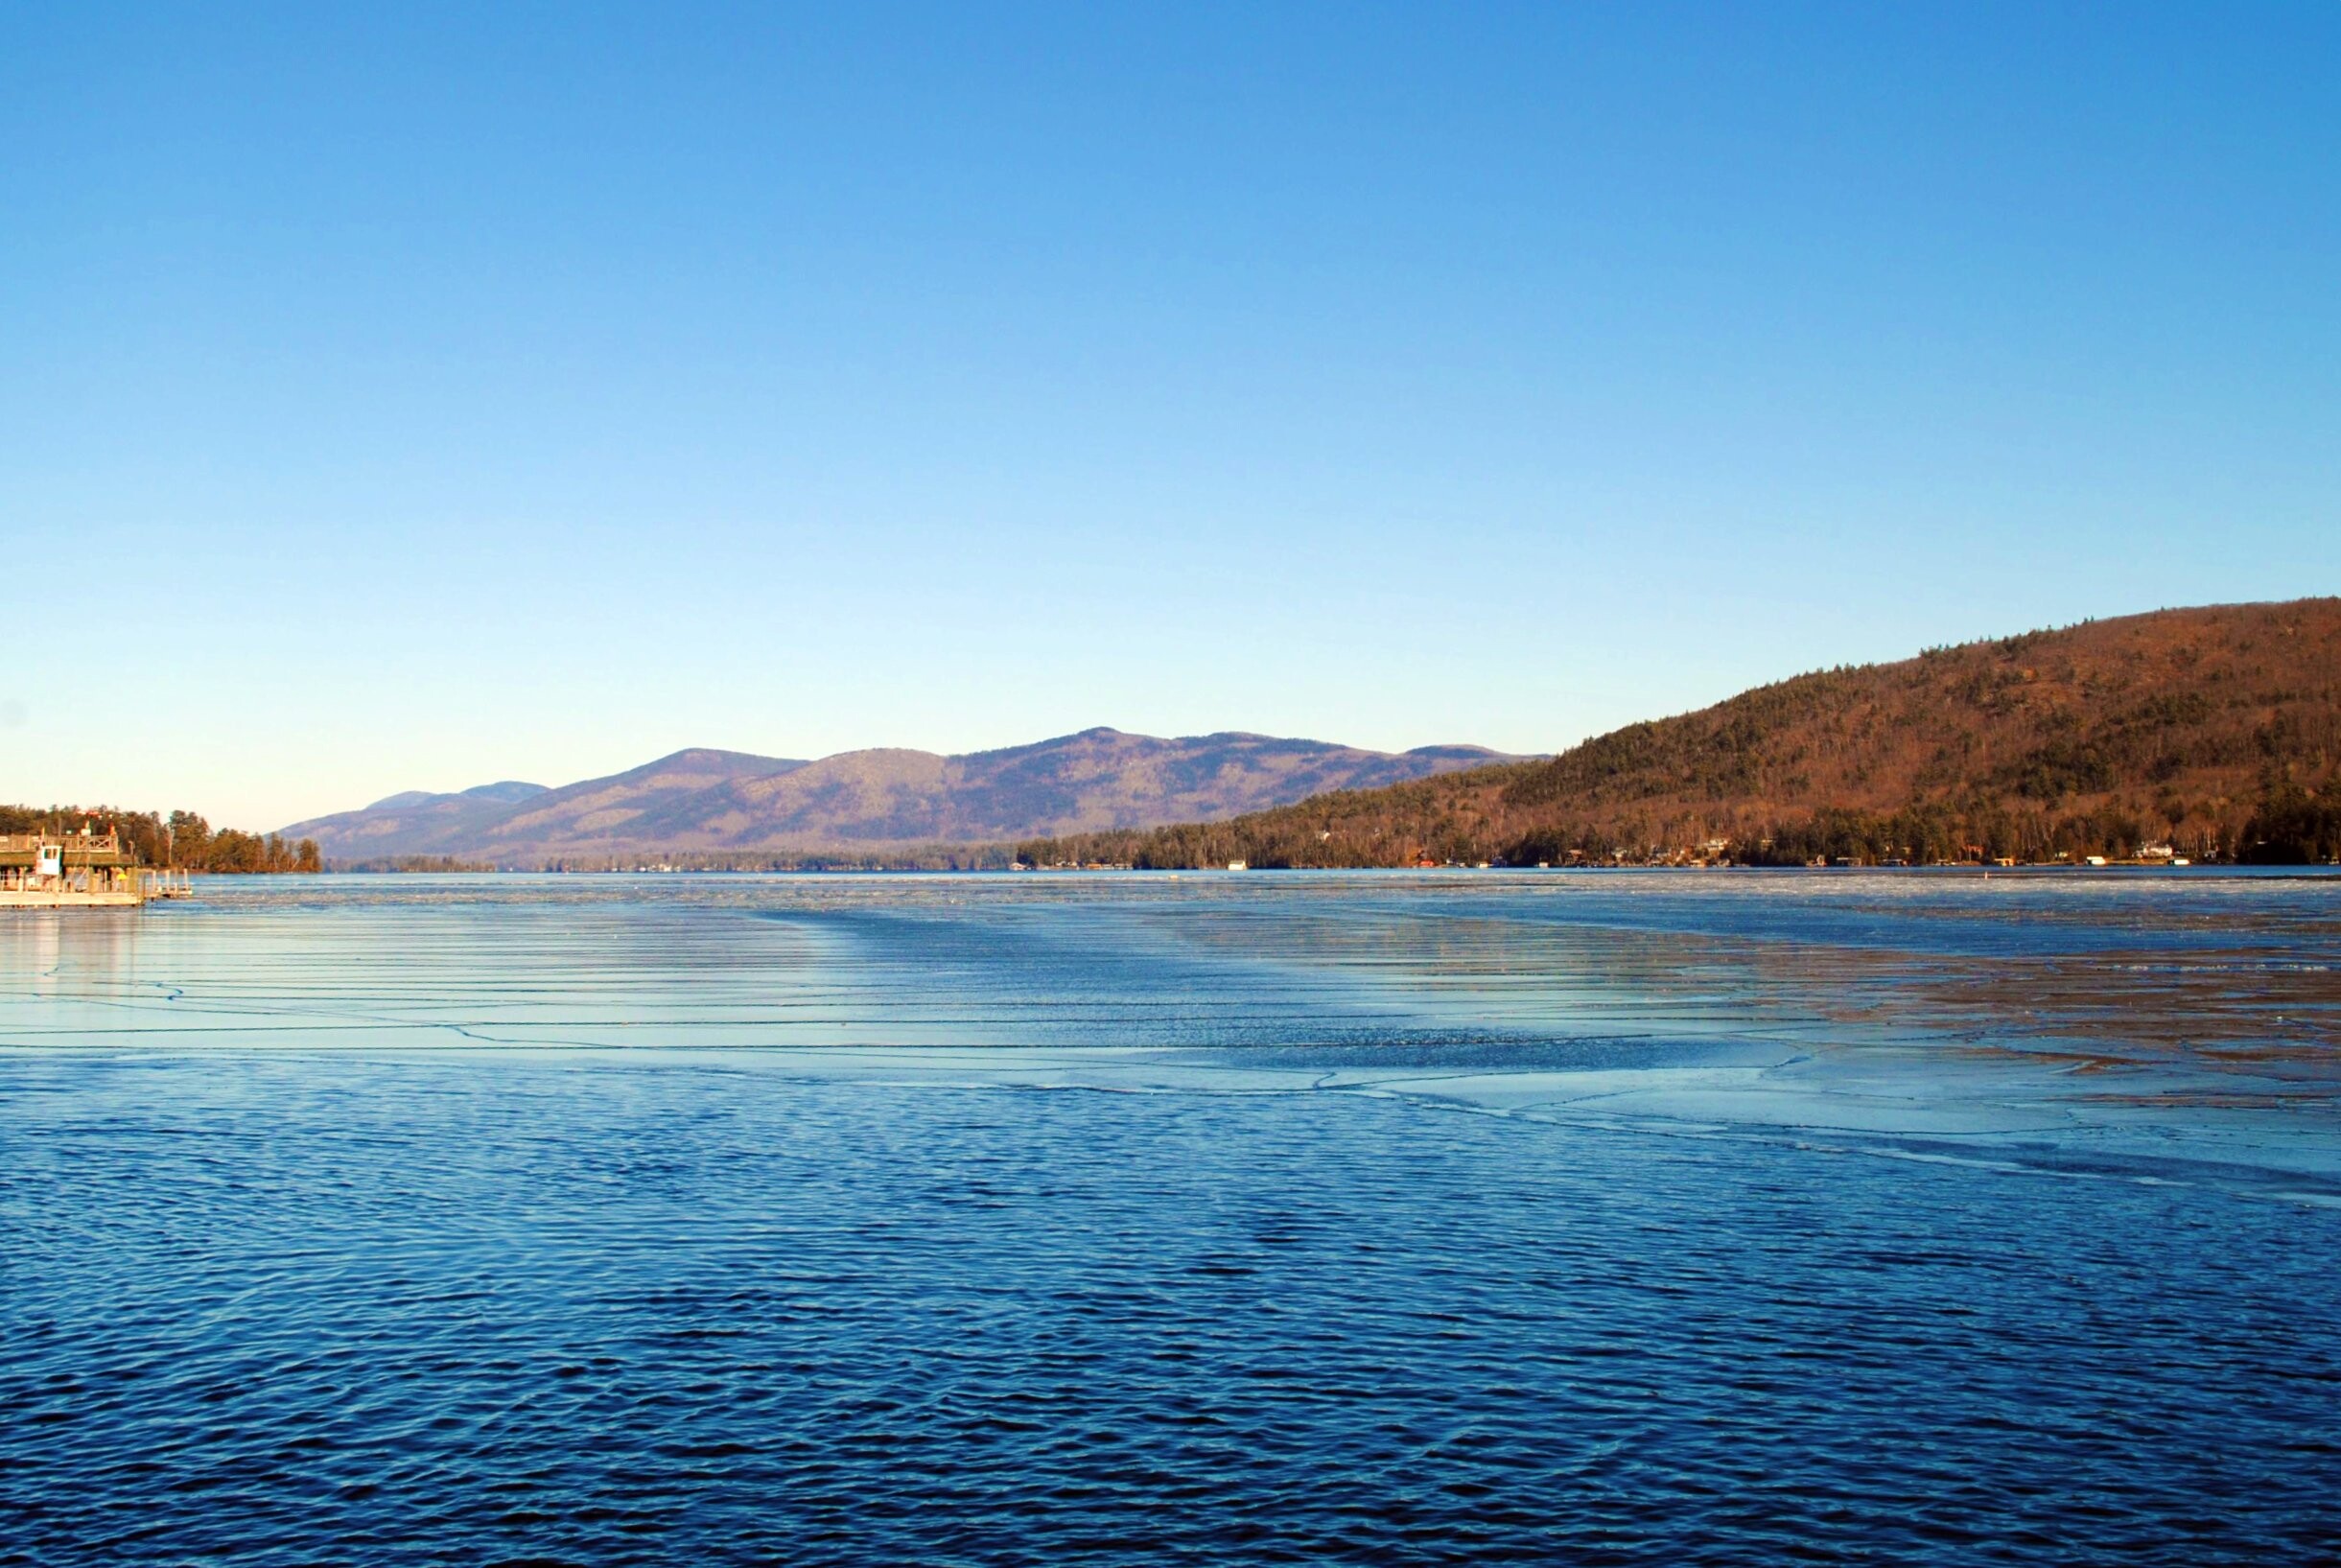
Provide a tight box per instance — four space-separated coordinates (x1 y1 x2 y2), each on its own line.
3 868 2336 1198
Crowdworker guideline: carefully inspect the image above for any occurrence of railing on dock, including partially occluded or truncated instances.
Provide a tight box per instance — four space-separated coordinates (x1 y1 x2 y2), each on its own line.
0 860 191 905
0 831 127 861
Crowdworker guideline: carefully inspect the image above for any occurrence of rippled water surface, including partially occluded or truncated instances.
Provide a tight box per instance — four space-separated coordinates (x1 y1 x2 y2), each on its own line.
4 871 2339 1564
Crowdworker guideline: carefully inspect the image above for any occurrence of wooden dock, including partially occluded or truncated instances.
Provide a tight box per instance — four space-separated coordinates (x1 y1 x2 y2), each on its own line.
0 832 191 908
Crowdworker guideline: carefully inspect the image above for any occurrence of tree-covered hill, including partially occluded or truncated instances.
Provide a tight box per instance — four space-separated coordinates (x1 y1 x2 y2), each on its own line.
1020 598 2341 869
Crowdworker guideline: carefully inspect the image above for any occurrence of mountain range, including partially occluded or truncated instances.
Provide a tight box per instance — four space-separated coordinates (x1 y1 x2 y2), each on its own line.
282 729 1515 865
1019 598 2341 868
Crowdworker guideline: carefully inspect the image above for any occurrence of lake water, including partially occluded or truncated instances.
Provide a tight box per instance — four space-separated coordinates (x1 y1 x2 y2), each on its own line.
4 870 2338 1564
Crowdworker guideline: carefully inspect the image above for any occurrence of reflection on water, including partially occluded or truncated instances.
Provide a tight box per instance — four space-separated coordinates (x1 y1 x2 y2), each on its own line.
3 871 2338 1562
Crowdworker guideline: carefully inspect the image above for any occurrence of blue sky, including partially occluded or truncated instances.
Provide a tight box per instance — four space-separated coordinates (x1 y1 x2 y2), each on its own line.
5 3 2336 828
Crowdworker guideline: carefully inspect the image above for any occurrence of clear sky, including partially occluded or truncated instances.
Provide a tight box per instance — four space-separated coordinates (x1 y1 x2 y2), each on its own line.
5 3 2336 829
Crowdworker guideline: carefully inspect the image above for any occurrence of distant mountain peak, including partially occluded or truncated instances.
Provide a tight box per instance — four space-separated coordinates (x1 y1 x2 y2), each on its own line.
284 729 1523 863
363 790 439 811
364 780 547 812
459 781 550 803
637 747 795 770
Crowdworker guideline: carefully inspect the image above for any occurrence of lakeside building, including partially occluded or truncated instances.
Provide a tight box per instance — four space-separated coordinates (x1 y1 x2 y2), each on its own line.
0 829 186 907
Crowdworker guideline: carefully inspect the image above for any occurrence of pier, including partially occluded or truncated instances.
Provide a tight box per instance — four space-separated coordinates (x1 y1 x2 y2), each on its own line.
0 831 190 907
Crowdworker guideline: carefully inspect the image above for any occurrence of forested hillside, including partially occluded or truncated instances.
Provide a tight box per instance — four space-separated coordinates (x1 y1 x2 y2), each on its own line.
1021 599 2341 868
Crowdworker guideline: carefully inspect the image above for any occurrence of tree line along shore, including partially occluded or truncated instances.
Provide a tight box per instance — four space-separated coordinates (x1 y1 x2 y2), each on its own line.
0 807 320 874
1014 785 2337 871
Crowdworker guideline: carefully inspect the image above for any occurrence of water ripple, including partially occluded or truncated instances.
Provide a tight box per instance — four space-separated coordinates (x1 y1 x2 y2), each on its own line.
3 872 2338 1562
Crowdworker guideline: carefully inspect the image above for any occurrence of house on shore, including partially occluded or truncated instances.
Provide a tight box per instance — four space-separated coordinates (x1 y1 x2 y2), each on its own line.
0 829 186 907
